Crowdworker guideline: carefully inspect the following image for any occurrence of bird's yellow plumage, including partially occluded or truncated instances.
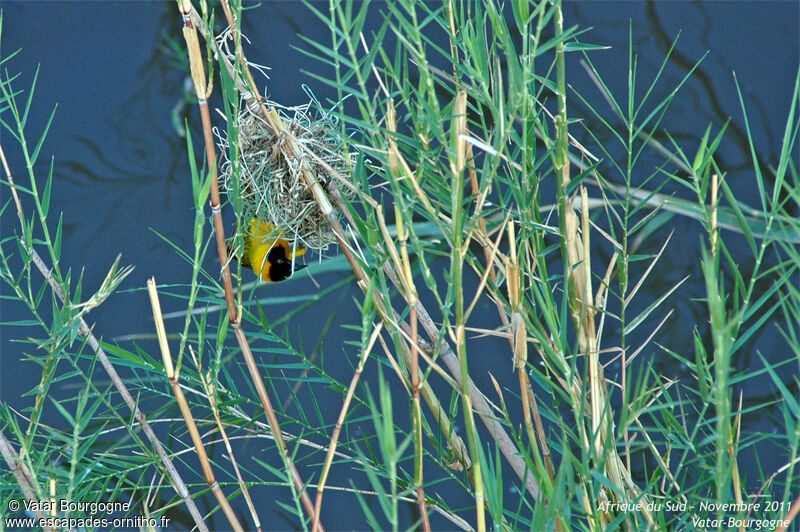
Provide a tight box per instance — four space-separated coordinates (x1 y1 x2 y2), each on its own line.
240 219 306 282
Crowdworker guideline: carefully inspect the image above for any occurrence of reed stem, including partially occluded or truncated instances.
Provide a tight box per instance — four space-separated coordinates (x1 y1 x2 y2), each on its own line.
0 143 210 532
176 2 321 526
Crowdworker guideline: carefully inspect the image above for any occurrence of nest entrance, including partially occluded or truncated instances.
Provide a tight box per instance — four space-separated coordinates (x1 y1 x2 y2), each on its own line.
219 97 354 251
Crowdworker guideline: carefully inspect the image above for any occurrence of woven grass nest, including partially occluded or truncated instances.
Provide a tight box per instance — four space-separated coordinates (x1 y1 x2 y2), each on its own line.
219 97 355 251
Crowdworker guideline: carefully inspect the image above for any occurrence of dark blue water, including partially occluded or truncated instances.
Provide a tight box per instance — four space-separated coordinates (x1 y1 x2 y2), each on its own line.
2 1 798 530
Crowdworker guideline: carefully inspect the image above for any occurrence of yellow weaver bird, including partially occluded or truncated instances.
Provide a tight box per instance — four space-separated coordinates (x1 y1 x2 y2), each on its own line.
239 219 306 282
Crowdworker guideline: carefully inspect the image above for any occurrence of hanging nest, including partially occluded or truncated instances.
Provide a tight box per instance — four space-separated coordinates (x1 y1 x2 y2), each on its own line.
218 94 355 251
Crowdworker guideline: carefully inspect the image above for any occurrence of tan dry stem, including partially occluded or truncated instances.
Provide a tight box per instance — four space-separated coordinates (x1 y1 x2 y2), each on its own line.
395 204 419 305
573 187 652 528
148 278 244 532
183 26 211 100
147 278 175 381
194 348 262 532
177 6 320 528
171 381 244 532
396 203 430 532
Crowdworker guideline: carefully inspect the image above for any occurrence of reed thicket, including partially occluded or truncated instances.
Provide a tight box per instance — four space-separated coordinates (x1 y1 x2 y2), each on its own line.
1 1 799 531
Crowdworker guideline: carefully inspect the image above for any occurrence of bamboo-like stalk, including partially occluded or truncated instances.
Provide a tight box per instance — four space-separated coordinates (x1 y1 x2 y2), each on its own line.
552 4 651 527
355 199 434 529
449 90 486 532
503 223 565 531
466 142 510 334
175 2 321 527
0 144 209 532
395 205 431 532
148 278 244 532
192 347 262 532
463 148 559 504
466 128 563 502
505 222 551 489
